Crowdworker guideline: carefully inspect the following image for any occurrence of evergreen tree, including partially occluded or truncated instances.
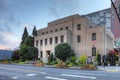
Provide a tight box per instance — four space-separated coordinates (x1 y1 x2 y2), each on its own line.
19 26 38 61
21 27 28 44
32 26 37 37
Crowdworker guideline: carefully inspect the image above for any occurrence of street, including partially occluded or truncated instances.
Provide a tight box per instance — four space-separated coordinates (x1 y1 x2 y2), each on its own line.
0 64 120 80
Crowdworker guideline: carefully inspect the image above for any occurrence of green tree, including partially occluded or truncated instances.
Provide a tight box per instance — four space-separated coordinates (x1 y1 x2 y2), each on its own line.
25 46 38 60
21 27 28 44
19 43 28 61
25 36 34 46
55 43 72 62
32 26 37 37
19 27 38 61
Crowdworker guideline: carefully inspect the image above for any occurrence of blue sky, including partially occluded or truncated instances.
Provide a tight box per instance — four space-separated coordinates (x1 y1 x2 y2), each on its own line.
0 0 111 50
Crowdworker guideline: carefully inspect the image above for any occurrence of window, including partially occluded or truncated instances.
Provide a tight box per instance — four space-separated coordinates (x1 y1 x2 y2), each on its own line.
40 40 43 46
65 26 69 30
77 24 81 30
92 33 96 41
55 29 58 32
36 40 38 46
50 30 53 33
46 31 48 34
40 51 43 58
61 36 64 43
42 32 44 35
55 37 58 43
90 26 92 28
45 39 47 45
77 35 81 42
50 38 52 44
60 28 63 31
92 47 96 56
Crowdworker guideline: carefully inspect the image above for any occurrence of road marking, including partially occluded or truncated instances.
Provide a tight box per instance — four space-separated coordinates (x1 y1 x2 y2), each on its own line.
0 66 46 74
26 73 37 76
62 74 96 79
73 73 106 76
11 77 19 79
45 76 67 80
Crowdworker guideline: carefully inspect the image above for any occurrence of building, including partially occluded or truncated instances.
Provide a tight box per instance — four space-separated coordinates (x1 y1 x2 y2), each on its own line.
111 0 120 47
35 14 114 62
85 8 111 31
85 0 120 48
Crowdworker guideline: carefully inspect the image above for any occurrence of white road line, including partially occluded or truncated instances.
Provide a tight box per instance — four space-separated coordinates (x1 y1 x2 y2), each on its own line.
74 73 106 76
62 74 96 79
26 74 37 76
45 76 67 80
11 77 19 79
0 67 46 74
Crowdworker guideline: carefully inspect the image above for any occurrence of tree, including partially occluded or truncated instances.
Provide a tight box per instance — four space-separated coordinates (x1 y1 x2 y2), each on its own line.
21 27 28 44
32 26 37 37
25 46 38 60
24 36 34 46
12 49 20 61
19 26 38 61
19 43 28 61
55 43 72 62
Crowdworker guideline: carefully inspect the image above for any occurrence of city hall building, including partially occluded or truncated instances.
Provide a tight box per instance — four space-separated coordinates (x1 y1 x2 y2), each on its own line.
35 14 114 62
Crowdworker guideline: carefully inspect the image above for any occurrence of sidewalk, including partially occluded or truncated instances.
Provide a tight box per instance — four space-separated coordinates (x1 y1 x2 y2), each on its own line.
97 66 120 72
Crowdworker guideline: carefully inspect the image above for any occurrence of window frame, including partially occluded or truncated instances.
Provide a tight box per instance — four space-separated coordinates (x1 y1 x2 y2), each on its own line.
40 40 43 46
50 38 52 44
77 35 81 43
92 33 96 41
45 39 47 45
55 37 58 44
77 24 81 30
92 47 96 56
61 36 64 43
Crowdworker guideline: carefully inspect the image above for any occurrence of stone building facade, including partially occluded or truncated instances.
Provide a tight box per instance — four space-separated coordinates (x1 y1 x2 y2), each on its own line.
35 14 114 62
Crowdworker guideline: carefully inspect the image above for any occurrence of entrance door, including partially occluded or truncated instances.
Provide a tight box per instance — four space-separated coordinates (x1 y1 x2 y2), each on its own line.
46 50 51 58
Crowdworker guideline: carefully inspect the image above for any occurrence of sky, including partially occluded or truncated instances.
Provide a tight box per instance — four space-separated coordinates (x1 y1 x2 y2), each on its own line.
0 0 111 50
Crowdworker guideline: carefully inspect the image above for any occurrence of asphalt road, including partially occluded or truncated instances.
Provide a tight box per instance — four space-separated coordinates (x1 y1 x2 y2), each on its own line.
0 64 120 80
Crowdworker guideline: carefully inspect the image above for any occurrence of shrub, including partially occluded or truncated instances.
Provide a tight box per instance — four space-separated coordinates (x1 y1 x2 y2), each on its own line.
66 62 74 67
56 61 67 68
81 64 97 70
70 56 77 64
34 60 44 67
78 54 87 66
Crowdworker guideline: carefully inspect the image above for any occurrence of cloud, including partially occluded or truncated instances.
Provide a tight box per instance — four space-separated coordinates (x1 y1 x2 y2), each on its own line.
49 0 81 18
0 44 10 50
0 0 20 32
0 31 21 50
0 0 22 50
